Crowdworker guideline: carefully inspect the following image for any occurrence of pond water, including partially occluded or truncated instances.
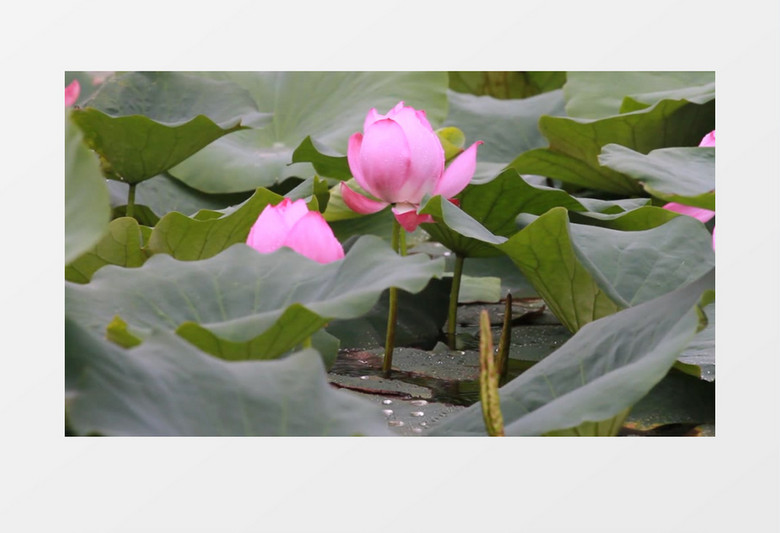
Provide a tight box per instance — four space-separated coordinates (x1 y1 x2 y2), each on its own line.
327 301 715 436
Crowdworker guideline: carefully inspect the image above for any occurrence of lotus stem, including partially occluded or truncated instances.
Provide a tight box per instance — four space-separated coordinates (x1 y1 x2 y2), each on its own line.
496 292 512 384
126 183 136 220
479 309 504 436
383 218 405 377
447 254 465 349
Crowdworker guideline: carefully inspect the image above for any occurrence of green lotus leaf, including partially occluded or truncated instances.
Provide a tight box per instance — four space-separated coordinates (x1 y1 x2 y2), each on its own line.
325 278 451 351
674 298 715 381
169 72 449 193
567 215 715 307
598 144 715 210
569 205 680 230
442 88 566 180
65 217 149 283
291 136 351 180
420 168 583 257
283 175 331 213
508 97 715 195
449 71 566 100
498 208 621 331
146 187 283 260
430 269 714 436
65 236 445 359
71 72 263 184
65 110 111 265
497 207 715 332
563 71 715 118
419 168 675 258
329 207 396 244
108 174 253 219
175 304 328 361
65 318 394 436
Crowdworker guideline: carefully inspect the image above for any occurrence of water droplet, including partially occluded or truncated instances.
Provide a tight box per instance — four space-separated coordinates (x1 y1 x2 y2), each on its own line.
359 375 370 380
382 399 393 405
388 420 404 427
412 427 423 434
419 421 428 427
382 409 393 417
410 399 428 406
410 411 425 417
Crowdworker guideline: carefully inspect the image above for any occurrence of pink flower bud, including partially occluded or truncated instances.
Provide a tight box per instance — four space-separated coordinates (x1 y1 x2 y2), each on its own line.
246 198 344 263
342 102 482 231
65 79 80 107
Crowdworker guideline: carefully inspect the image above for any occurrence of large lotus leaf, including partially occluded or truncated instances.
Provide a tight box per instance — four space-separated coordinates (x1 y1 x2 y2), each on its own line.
291 136 352 181
497 208 621 332
420 195 508 258
674 299 715 381
283 175 331 213
108 174 253 218
508 97 715 195
65 111 111 265
429 269 714 436
623 370 715 433
330 208 395 243
568 205 679 230
497 208 715 332
449 71 566 99
168 72 450 193
442 89 566 180
419 169 579 257
568 215 715 307
326 278 451 351
563 71 715 118
71 72 263 184
146 187 283 260
66 236 444 353
175 304 329 361
65 217 149 283
419 169 653 255
65 318 394 436
598 144 715 210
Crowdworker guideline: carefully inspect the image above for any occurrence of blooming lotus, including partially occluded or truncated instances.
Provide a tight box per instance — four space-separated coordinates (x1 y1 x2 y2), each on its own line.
246 198 344 263
663 130 716 247
65 79 80 107
340 101 482 232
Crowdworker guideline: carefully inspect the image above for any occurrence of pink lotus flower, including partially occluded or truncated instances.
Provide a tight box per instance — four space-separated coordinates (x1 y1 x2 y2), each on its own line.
663 129 716 247
65 79 80 107
246 198 344 263
340 101 483 232
698 130 715 147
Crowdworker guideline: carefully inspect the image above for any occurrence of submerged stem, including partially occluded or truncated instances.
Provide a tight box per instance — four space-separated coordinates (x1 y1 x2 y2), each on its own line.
447 254 465 349
383 219 405 378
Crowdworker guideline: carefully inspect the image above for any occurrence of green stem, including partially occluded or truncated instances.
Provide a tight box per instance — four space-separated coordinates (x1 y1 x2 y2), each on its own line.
447 254 465 349
126 183 137 220
383 219 405 378
496 293 512 384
